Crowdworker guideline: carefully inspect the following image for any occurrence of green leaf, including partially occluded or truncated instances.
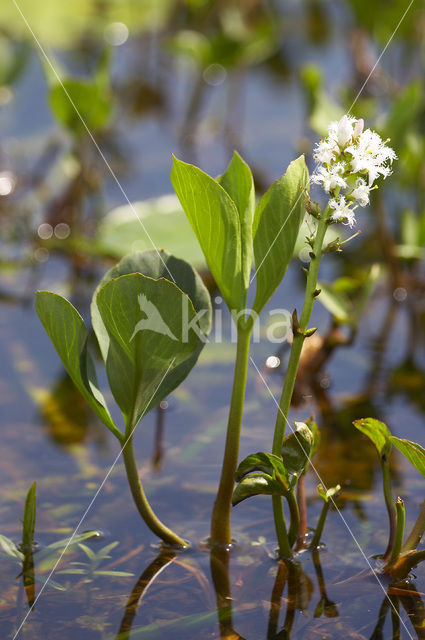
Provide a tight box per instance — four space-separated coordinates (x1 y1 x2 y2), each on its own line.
35 292 120 440
353 418 392 457
304 417 319 472
281 422 314 476
390 437 425 479
171 155 246 313
317 483 340 502
217 151 255 290
252 156 309 314
91 249 211 362
49 78 112 134
94 570 134 577
317 282 351 324
235 451 289 490
96 273 201 428
22 482 36 551
232 473 287 506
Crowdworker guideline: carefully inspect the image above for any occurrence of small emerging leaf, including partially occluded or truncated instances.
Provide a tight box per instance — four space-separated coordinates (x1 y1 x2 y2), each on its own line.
281 422 314 476
0 534 23 561
235 451 289 490
232 473 287 506
317 484 341 502
353 418 392 457
390 437 425 479
22 482 36 551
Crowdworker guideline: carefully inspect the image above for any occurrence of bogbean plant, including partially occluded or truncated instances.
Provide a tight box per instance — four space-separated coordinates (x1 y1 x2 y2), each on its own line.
36 115 425 576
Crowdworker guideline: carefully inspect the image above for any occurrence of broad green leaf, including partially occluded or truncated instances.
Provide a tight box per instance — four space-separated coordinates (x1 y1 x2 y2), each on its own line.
96 273 200 428
35 292 120 439
317 484 340 502
353 418 392 457
49 78 112 134
252 156 309 314
22 482 36 551
171 156 246 312
232 473 287 506
390 437 425 479
235 451 289 490
281 422 314 476
217 151 255 292
91 249 211 362
317 282 351 324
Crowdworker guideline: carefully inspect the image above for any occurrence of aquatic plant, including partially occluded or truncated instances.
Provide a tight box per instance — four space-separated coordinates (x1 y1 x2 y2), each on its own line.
35 249 211 547
233 115 397 556
354 417 425 578
171 152 308 546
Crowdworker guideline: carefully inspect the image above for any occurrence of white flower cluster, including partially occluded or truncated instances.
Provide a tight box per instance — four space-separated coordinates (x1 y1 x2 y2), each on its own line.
311 115 396 227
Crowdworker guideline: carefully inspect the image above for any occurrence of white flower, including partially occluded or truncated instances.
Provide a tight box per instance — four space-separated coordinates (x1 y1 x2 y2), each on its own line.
310 114 396 228
350 178 370 207
329 196 356 228
310 163 347 192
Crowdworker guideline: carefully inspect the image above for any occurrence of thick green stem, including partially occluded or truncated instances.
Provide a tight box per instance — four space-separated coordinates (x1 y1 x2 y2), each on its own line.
210 319 253 546
272 212 329 556
311 500 330 548
402 499 425 553
287 490 300 547
272 496 292 558
381 456 397 562
387 498 405 567
122 437 188 547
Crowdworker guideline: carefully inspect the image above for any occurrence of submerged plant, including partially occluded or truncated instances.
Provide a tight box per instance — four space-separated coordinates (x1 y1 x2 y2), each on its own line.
171 152 308 546
36 249 211 547
354 418 425 578
233 115 396 557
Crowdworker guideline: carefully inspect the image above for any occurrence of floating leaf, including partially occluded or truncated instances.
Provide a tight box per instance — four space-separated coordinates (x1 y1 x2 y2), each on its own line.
96 273 201 429
232 473 287 506
35 292 120 439
171 155 247 313
281 422 314 476
49 78 112 134
353 418 392 457
0 534 23 561
390 437 425 479
252 156 308 314
235 451 289 490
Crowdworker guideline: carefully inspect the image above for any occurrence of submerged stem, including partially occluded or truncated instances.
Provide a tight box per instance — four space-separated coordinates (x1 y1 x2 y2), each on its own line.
296 474 308 551
210 319 253 546
122 437 188 547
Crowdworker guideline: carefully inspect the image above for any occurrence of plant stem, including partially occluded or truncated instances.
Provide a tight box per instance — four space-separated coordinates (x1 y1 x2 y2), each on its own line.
381 455 397 562
122 437 188 547
388 498 405 567
388 549 425 579
272 211 329 556
287 490 300 547
296 474 307 551
311 500 330 548
210 319 253 546
272 497 292 558
401 499 425 553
